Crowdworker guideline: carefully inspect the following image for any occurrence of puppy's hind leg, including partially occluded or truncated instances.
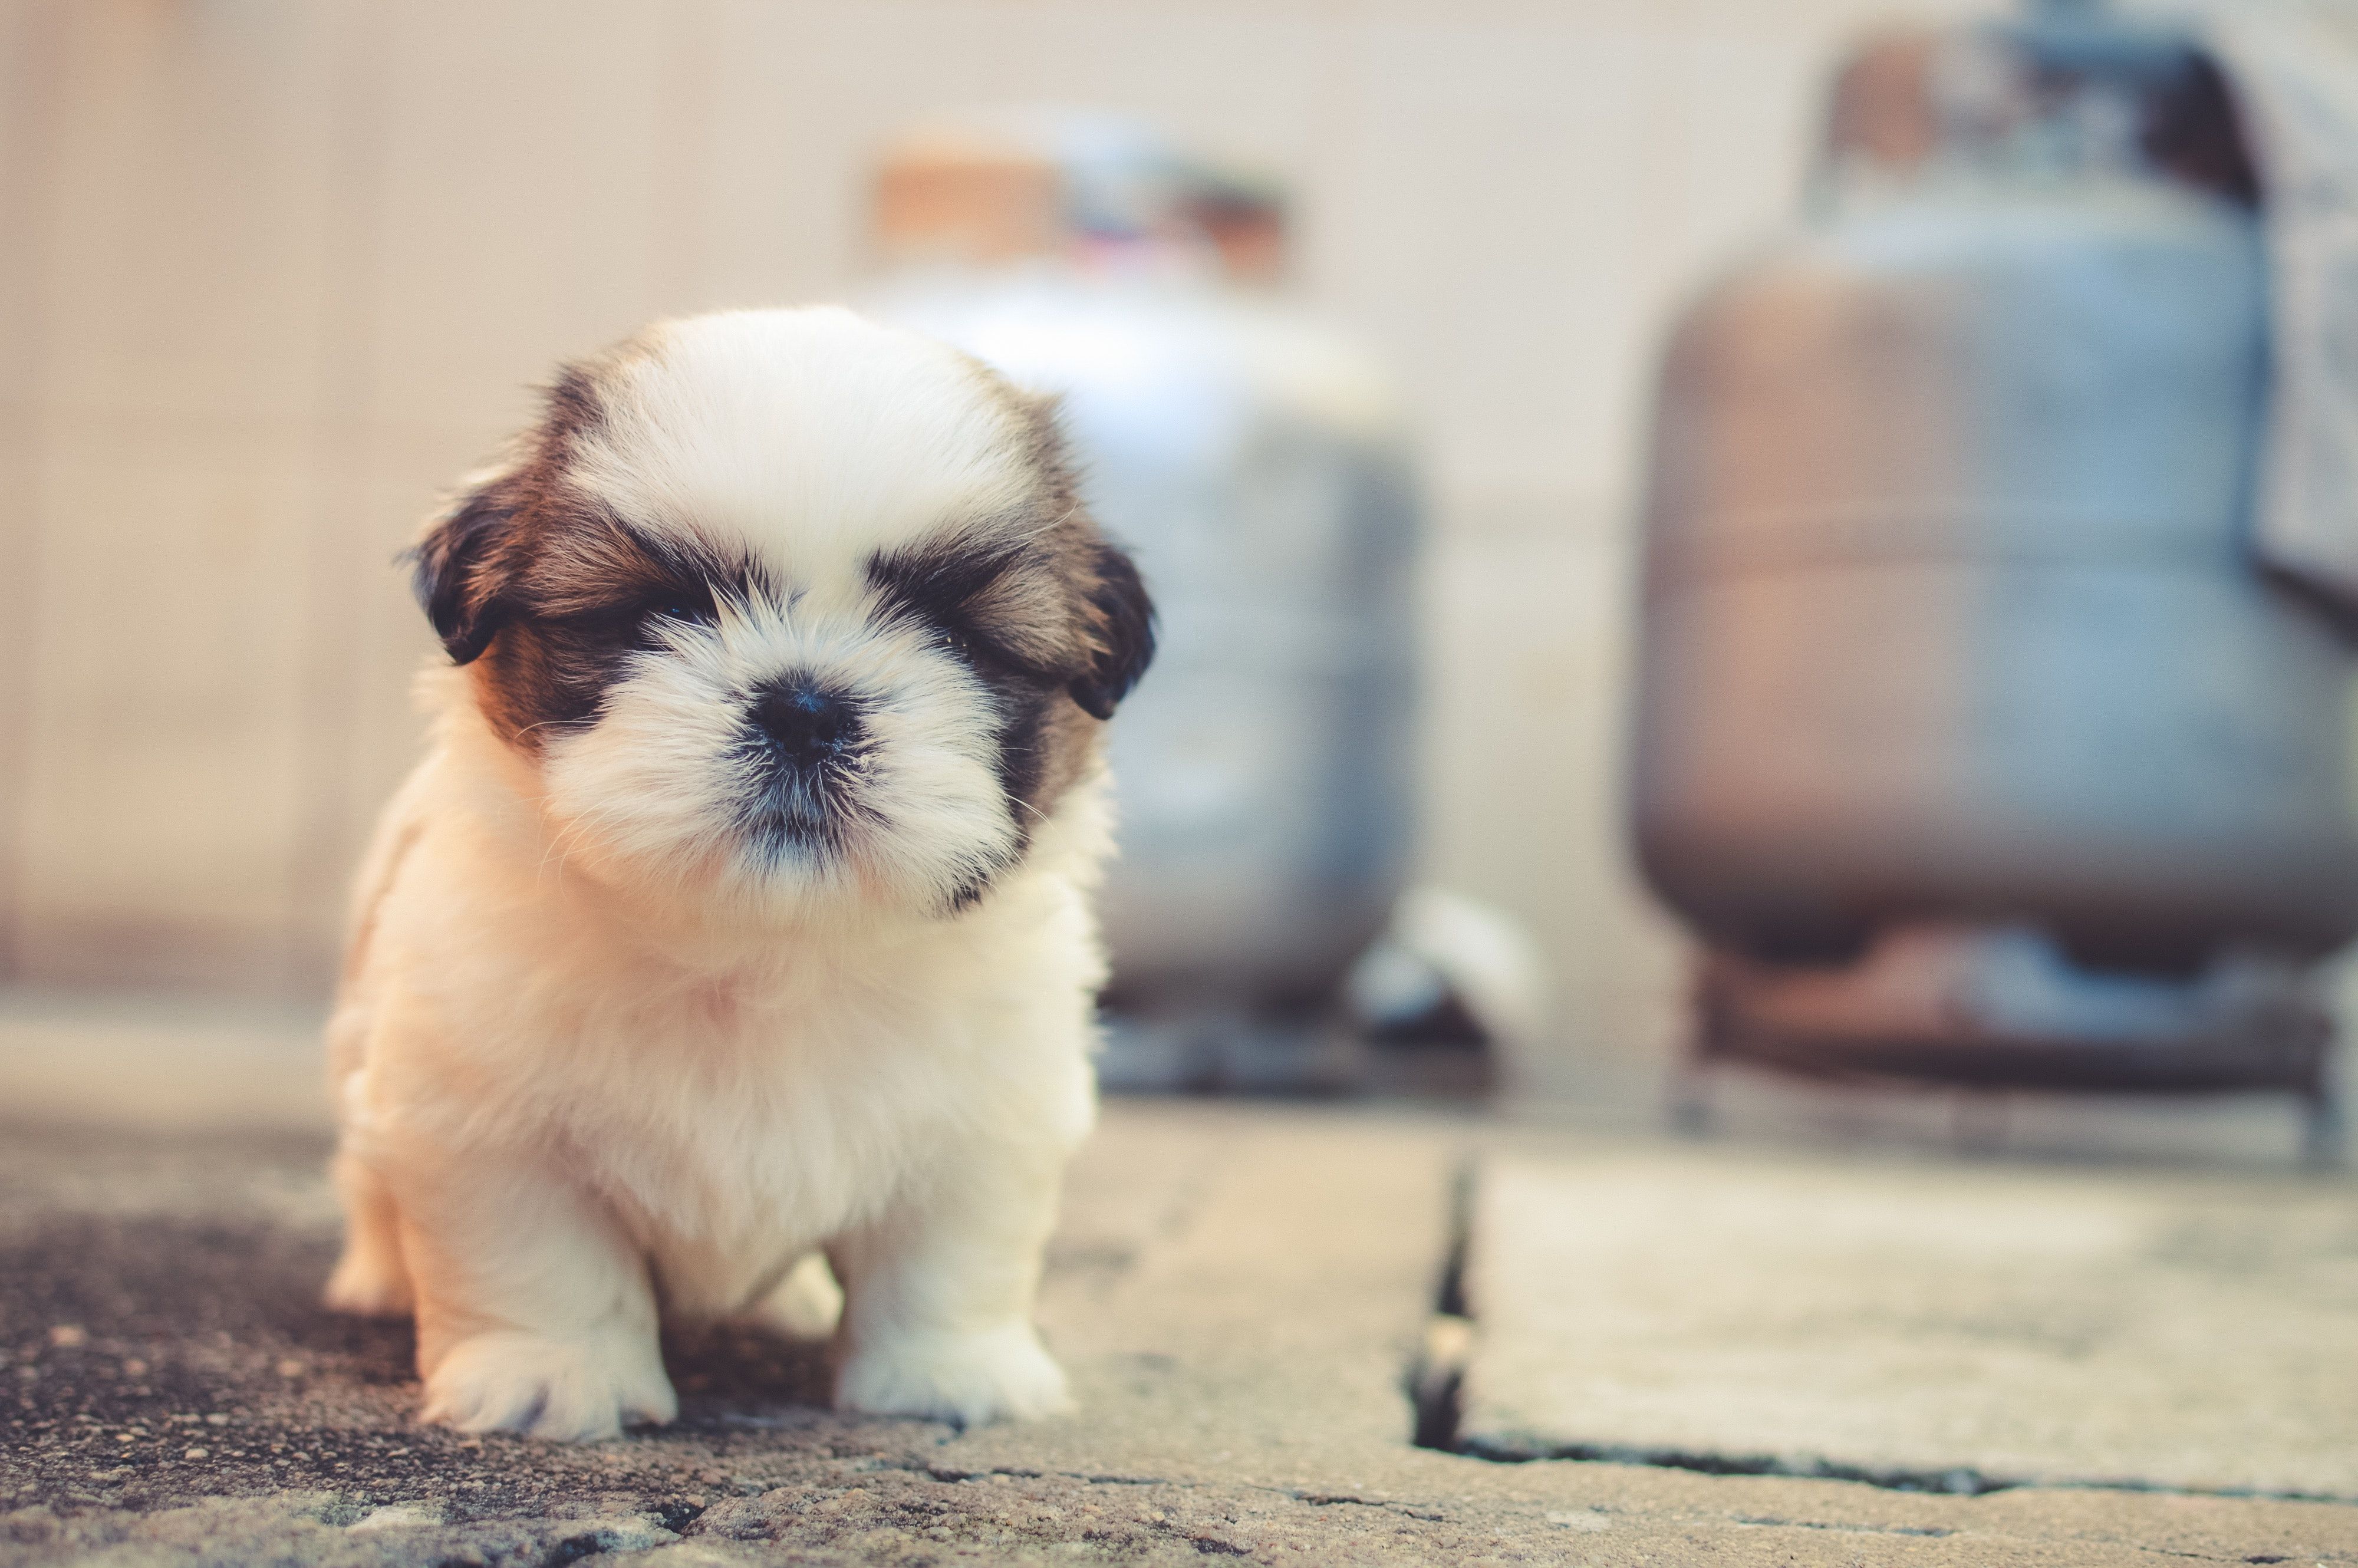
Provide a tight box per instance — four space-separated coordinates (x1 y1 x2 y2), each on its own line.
324 1150 413 1316
753 1251 844 1340
387 1142 676 1443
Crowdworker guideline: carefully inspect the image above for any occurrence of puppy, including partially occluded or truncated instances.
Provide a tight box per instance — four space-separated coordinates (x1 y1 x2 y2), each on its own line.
320 307 1153 1441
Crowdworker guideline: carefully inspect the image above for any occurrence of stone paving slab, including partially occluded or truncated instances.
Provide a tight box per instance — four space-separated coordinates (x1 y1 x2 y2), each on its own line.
1458 1144 2358 1498
2 1099 2356 1564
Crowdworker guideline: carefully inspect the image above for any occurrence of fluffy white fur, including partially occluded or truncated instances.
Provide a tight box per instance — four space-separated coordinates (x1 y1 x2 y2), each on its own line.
323 309 1115 1442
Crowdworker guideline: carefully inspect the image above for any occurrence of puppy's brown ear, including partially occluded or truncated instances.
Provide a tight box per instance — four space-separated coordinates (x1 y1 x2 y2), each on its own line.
997 384 1155 718
1070 539 1155 721
408 472 520 666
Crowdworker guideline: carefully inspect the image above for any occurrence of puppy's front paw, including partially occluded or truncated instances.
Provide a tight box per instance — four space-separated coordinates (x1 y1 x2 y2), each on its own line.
420 1328 676 1442
836 1323 1071 1426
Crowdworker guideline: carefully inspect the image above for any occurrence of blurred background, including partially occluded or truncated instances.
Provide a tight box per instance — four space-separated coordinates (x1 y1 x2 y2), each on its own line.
3 0 2354 1147
13 6 2358 1531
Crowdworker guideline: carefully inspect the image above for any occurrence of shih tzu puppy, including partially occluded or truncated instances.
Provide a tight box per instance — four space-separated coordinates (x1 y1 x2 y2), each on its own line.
320 307 1153 1441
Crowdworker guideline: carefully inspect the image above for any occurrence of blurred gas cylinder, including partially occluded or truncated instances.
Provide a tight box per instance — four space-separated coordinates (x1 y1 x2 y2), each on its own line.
1628 1 2358 1152
864 112 1422 1031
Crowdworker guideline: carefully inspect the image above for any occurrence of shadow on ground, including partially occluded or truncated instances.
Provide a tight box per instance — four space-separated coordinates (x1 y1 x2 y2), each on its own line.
0 1126 927 1563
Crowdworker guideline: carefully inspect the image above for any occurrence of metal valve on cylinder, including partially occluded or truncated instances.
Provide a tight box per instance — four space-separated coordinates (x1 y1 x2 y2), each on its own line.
1627 0 2358 1155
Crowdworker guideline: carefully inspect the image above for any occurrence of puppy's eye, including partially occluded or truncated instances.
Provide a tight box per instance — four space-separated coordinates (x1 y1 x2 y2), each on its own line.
620 595 719 652
650 598 717 629
939 621 1030 678
940 625 987 666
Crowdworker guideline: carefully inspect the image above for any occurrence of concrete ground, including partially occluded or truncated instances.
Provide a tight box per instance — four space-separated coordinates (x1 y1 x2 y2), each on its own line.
1457 1148 2358 1497
4 997 2357 1566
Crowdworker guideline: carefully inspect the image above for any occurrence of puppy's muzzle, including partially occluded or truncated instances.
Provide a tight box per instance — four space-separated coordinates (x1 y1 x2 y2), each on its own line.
752 678 862 768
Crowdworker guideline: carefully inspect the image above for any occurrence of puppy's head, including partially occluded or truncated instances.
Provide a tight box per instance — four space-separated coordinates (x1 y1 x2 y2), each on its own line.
411 307 1153 921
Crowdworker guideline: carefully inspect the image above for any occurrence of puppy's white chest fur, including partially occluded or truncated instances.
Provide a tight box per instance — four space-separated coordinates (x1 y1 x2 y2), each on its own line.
338 741 1103 1320
476 865 1093 1318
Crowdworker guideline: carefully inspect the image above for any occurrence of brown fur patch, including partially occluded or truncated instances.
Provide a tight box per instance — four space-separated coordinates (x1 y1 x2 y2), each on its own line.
413 346 761 748
865 375 1154 838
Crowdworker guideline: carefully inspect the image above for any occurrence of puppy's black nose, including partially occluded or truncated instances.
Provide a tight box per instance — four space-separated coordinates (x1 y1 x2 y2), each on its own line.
752 681 860 766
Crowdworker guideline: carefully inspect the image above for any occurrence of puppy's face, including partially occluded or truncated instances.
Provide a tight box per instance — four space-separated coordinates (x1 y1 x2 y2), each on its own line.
411 308 1153 922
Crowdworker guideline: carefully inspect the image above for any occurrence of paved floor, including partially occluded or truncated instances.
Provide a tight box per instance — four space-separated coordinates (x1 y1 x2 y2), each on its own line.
1458 1147 2358 1496
4 1083 2357 1567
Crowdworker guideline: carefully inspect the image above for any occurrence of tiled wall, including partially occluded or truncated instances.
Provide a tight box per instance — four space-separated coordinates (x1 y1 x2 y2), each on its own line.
0 0 1971 1091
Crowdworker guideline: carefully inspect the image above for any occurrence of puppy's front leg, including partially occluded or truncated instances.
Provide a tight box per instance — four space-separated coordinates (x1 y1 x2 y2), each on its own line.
832 1141 1071 1426
386 1144 676 1442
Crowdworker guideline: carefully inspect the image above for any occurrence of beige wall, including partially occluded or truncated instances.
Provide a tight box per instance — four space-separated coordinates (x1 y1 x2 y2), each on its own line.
0 0 1970 1089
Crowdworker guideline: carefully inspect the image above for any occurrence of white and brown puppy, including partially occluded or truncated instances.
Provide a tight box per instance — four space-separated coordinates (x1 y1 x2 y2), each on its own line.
321 306 1152 1442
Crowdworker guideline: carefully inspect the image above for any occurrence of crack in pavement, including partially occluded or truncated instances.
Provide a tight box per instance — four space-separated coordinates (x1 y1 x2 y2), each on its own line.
1730 1513 1956 1537
1454 1433 2358 1508
889 1457 1460 1526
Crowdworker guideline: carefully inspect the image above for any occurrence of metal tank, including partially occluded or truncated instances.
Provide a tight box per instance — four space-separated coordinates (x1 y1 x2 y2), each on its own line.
863 112 1421 1026
1628 2 2358 1151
